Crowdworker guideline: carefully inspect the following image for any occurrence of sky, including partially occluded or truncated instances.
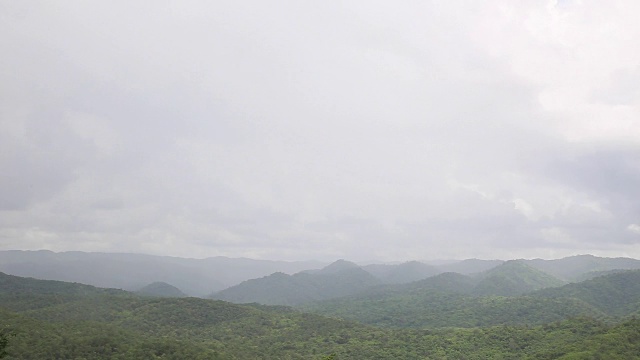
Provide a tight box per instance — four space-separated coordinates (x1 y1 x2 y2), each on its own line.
1 0 639 262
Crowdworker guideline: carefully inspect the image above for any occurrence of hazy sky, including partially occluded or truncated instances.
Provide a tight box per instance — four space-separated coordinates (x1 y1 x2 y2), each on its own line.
1 0 639 261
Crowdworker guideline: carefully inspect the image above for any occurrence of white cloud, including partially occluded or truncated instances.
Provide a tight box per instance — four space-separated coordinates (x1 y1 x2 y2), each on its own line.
628 224 640 235
1 1 639 261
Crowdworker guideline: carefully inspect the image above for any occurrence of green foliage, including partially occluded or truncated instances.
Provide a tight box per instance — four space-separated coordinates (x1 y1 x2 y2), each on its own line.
211 267 382 306
363 261 441 284
533 269 640 316
2 294 640 359
136 282 187 298
473 260 565 296
0 272 128 297
2 270 640 359
0 330 10 359
303 289 603 328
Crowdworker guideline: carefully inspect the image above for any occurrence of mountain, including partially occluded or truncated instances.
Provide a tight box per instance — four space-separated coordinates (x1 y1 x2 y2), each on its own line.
211 261 382 305
363 261 441 284
2 271 640 359
409 271 477 294
0 271 127 297
301 265 577 328
6 251 636 299
302 271 599 328
0 250 326 297
533 269 640 317
524 254 640 281
436 258 504 274
315 259 360 274
136 281 187 298
472 260 565 296
0 271 131 313
572 268 631 282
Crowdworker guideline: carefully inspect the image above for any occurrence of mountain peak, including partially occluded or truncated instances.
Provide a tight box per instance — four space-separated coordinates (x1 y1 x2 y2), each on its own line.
317 259 360 274
137 281 187 298
474 260 564 296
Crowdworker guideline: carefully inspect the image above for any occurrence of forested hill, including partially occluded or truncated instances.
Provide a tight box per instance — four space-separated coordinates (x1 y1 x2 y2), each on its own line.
524 254 640 281
472 260 565 296
210 261 382 305
214 259 567 308
3 250 640 299
136 282 187 298
2 272 640 358
301 275 599 328
362 261 441 284
301 266 640 329
435 258 505 274
531 269 640 316
0 250 326 296
0 271 127 297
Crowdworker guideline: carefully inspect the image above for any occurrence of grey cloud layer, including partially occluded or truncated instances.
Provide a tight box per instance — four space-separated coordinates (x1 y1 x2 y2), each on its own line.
1 0 639 261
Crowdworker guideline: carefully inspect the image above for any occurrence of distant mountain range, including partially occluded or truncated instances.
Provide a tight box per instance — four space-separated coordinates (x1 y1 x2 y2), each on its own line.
211 260 382 305
209 256 640 306
2 250 640 301
0 250 325 296
524 254 640 281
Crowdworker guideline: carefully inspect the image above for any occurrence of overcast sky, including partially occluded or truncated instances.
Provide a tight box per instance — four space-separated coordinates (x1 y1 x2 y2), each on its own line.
1 0 639 262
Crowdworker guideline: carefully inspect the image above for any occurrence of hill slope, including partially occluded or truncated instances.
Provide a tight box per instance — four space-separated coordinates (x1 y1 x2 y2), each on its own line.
1 272 640 359
302 270 598 328
435 259 504 274
473 260 565 296
363 261 441 284
533 269 640 316
136 282 187 298
0 250 325 296
524 254 640 281
211 261 382 305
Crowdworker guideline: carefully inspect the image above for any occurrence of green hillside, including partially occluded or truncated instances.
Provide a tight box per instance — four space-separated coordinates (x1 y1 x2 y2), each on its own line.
435 258 504 274
533 269 640 316
301 267 594 329
525 255 640 281
2 297 639 359
0 271 132 313
0 250 326 296
136 282 187 298
302 288 601 329
473 260 565 296
0 271 127 297
1 272 640 359
211 262 382 305
362 261 441 284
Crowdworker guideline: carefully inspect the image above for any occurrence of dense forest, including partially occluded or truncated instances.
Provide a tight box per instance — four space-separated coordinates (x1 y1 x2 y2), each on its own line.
2 257 640 359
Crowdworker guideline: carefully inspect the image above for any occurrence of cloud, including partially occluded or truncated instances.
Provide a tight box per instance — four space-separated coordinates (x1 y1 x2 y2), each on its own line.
1 0 639 261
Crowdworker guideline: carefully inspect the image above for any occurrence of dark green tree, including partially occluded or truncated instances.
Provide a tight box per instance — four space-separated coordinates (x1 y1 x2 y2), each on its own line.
0 331 9 359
